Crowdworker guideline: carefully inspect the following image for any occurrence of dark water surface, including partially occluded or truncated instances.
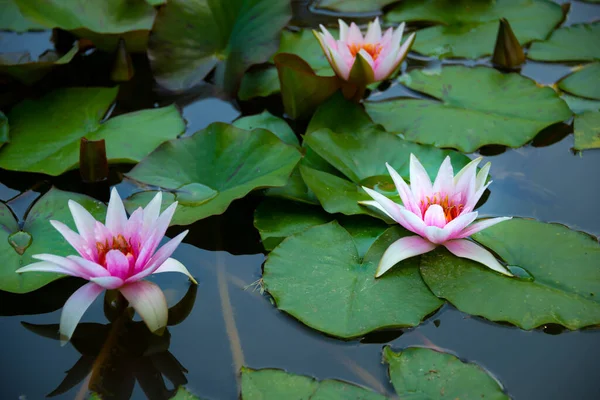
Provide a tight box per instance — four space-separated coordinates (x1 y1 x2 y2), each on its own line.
1 1 600 399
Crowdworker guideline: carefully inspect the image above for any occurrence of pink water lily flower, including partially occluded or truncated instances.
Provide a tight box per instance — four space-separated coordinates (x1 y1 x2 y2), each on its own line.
16 188 196 341
313 17 415 84
361 154 513 278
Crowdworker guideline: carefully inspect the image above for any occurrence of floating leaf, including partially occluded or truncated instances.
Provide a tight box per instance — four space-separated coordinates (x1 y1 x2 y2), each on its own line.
0 45 79 85
383 347 508 399
275 53 341 120
420 219 600 330
0 0 44 31
0 188 106 293
149 0 291 93
254 198 388 253
170 387 202 400
241 367 387 399
0 87 185 175
299 94 470 219
233 110 299 148
574 111 600 151
558 62 600 100
561 94 600 115
528 22 600 62
386 0 563 59
315 0 399 13
125 122 301 225
263 222 443 339
14 0 156 52
365 66 572 152
239 67 280 100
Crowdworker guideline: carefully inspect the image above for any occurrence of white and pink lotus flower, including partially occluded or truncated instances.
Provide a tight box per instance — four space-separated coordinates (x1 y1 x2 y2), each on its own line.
16 189 196 341
361 155 513 278
313 17 415 85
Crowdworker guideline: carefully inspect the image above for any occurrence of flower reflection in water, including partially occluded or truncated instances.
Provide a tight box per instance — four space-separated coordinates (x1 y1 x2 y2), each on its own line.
22 284 197 400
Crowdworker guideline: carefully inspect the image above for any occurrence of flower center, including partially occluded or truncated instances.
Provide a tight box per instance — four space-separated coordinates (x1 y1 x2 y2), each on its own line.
348 43 383 60
420 193 464 223
96 234 133 266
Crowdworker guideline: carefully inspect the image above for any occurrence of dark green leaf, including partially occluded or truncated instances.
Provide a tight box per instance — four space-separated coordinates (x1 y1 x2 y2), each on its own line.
366 66 572 152
383 347 508 399
386 0 563 59
0 189 106 293
528 22 600 62
0 45 78 85
149 0 291 93
263 222 442 338
558 62 600 100
15 0 156 51
0 0 44 31
241 367 387 399
0 87 185 175
315 0 399 13
233 111 299 148
420 219 600 330
125 122 301 225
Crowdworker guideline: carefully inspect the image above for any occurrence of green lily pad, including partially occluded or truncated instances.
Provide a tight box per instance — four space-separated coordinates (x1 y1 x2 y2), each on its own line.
241 367 387 400
233 110 299 148
315 0 399 13
297 94 469 217
14 0 156 52
420 219 600 330
365 66 572 152
0 188 106 294
528 22 600 62
562 94 600 115
125 122 301 226
238 67 280 100
254 198 388 254
383 347 508 399
558 63 600 100
170 387 203 400
299 99 470 218
0 45 79 85
0 0 44 31
386 0 563 59
0 87 185 175
263 222 443 339
574 111 600 151
254 199 332 251
0 111 8 148
148 0 291 93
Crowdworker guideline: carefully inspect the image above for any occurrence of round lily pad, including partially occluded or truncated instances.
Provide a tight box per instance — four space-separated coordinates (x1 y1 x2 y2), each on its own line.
315 0 398 13
386 0 563 59
14 0 156 51
420 219 600 330
148 0 291 93
0 87 185 175
125 122 301 226
383 347 508 399
574 111 600 151
233 111 299 148
562 94 600 115
0 188 106 294
365 66 572 152
263 222 443 339
528 22 600 62
241 367 387 399
558 62 600 100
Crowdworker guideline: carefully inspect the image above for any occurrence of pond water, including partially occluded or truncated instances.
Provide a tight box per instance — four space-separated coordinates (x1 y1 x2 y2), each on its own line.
1 1 599 399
